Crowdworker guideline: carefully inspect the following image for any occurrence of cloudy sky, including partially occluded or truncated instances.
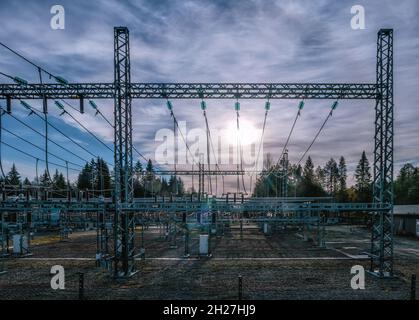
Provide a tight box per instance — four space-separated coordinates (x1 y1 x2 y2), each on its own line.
0 0 418 194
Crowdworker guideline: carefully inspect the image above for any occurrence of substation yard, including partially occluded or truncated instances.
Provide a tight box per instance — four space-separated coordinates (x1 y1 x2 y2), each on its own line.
0 224 417 300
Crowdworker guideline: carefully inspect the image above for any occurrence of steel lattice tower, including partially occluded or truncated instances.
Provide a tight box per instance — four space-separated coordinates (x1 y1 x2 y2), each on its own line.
280 150 288 198
370 29 394 277
0 27 396 279
113 27 136 277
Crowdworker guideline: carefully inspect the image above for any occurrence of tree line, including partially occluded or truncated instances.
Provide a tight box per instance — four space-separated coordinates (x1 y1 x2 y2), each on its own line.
0 158 185 198
2 152 418 204
394 163 419 204
253 151 373 202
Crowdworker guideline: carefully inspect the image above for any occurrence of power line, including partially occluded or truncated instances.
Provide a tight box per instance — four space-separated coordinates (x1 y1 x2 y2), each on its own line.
234 102 247 195
1 141 80 172
201 101 225 195
295 101 338 167
2 57 144 173
132 146 149 163
1 106 89 164
61 100 80 113
19 101 104 161
85 100 169 181
88 100 114 128
2 127 83 168
0 71 18 81
0 70 115 180
56 100 113 152
0 70 113 167
0 45 116 169
0 110 6 179
266 101 304 179
87 99 153 169
250 101 270 192
269 101 338 181
0 42 67 84
166 100 199 166
278 101 304 166
201 102 213 194
0 45 65 183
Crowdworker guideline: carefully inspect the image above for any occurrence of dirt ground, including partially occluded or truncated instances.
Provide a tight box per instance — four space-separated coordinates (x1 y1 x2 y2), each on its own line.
0 223 418 300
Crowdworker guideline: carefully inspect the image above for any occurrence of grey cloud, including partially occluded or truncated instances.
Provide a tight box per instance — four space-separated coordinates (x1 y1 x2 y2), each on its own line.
0 0 418 191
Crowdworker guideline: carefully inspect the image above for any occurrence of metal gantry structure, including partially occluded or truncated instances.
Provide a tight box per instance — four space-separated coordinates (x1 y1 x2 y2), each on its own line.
0 27 394 278
370 29 394 277
113 27 136 277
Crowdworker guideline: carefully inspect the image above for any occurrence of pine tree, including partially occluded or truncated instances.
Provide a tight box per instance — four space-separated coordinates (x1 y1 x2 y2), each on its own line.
160 178 169 196
52 170 67 197
337 156 347 201
177 177 185 195
146 159 154 174
77 162 93 190
95 158 111 196
53 170 66 188
134 161 143 180
133 160 144 197
324 158 339 196
301 156 325 197
23 177 31 186
290 164 303 197
144 159 156 196
394 163 419 204
354 151 372 202
39 170 51 187
6 163 21 185
303 156 315 183
315 165 326 190
89 159 96 189
168 175 178 194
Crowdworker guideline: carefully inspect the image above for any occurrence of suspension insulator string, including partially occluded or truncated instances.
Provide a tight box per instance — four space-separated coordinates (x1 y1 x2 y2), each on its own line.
201 100 213 195
250 100 270 193
234 100 248 195
268 99 304 180
0 108 6 180
39 67 52 184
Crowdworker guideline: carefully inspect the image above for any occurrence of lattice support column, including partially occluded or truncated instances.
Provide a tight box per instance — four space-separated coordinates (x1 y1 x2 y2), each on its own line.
0 211 6 275
113 27 136 277
280 150 289 198
370 29 394 278
96 206 111 269
59 209 69 242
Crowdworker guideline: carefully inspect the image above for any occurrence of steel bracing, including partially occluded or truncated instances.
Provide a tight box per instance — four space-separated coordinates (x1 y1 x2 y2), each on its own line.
0 83 377 100
0 28 394 278
0 198 392 214
280 151 289 198
370 29 394 277
155 170 246 176
113 27 136 277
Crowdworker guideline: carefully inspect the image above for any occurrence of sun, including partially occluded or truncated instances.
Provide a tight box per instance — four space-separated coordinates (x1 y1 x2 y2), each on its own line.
225 119 260 147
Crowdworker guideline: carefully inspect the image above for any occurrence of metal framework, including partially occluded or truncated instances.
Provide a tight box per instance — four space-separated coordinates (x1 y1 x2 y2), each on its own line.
0 28 394 278
0 83 377 100
113 27 136 277
155 170 245 176
370 29 394 277
280 150 289 198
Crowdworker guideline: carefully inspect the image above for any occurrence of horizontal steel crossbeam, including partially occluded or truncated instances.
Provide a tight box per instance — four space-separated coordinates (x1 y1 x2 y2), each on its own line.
0 83 377 100
0 200 391 213
155 170 245 176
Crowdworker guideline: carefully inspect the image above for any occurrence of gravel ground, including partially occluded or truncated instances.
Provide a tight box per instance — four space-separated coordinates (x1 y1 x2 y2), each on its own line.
0 224 417 300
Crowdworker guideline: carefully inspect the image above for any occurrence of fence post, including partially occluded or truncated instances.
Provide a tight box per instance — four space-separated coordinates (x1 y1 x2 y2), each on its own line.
238 275 243 300
78 272 84 300
411 274 416 300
